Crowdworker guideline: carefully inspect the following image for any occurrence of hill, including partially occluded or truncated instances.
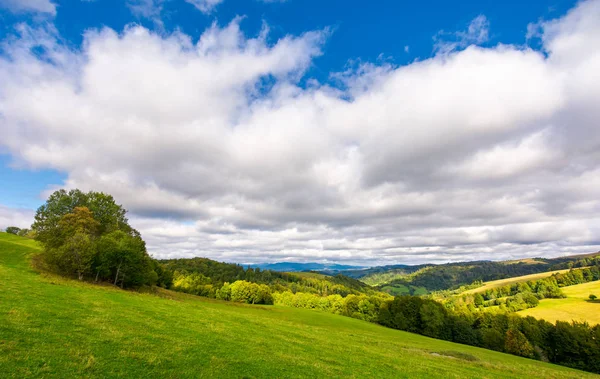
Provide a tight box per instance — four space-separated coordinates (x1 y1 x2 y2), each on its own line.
0 233 594 378
160 256 375 297
462 268 580 295
519 281 600 326
248 262 365 272
343 253 600 294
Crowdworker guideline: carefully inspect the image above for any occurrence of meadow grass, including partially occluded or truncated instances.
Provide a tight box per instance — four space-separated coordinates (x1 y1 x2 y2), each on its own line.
0 233 595 378
519 281 600 325
463 268 580 294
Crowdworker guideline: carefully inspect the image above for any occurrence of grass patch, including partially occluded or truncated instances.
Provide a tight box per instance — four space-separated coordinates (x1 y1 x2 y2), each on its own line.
432 351 479 362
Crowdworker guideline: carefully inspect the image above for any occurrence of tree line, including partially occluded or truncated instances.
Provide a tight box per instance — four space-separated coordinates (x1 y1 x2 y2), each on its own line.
378 296 600 374
369 255 600 293
435 266 600 313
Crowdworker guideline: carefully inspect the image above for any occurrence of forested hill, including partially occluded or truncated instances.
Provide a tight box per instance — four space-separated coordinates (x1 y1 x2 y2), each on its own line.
159 257 376 297
338 253 600 294
248 262 364 272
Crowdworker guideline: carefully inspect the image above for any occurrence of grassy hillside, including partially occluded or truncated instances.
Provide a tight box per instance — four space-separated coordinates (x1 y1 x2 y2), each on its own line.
0 233 595 378
462 268 578 295
519 281 600 326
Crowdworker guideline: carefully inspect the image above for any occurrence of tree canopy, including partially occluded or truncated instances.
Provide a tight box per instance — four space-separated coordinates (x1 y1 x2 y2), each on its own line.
34 189 159 288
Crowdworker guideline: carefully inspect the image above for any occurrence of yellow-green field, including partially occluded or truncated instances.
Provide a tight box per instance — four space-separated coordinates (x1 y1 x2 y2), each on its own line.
519 281 600 325
463 268 580 295
0 232 594 378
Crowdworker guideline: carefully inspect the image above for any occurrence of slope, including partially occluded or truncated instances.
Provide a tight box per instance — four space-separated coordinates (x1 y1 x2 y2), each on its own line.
462 268 579 295
0 233 594 378
519 281 600 325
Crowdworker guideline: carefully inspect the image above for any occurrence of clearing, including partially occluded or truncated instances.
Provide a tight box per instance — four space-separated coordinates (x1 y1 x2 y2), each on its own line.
463 268 581 295
519 281 600 325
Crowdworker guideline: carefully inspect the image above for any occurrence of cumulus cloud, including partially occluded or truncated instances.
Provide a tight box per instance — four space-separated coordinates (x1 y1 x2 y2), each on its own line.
0 0 56 15
1 1 600 264
0 205 35 230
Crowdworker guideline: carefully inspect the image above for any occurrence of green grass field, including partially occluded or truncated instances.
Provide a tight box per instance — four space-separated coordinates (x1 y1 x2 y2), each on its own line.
463 268 579 295
519 281 600 326
0 233 595 378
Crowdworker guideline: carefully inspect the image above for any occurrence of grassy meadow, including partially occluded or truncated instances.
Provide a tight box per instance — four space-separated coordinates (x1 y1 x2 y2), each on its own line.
0 233 596 378
519 281 600 325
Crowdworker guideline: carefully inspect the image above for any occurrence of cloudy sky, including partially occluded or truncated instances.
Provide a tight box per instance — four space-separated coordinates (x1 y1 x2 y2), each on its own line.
0 0 599 265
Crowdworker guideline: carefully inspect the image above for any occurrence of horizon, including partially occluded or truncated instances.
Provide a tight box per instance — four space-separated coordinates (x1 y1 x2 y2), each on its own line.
1 0 600 266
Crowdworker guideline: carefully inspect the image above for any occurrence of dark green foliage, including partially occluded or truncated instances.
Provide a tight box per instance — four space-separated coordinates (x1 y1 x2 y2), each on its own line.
5 226 20 235
481 328 505 351
95 230 156 288
505 329 534 358
378 294 600 375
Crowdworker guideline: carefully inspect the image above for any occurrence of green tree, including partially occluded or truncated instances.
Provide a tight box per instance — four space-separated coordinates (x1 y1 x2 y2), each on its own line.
96 230 155 288
43 207 100 280
505 329 534 358
33 189 130 246
420 302 445 338
473 293 484 307
589 294 597 301
5 226 21 235
481 328 505 351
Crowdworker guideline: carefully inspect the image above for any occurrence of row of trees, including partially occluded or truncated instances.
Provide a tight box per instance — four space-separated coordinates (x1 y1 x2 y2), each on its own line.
4 226 35 238
273 291 391 321
33 190 167 288
378 296 600 373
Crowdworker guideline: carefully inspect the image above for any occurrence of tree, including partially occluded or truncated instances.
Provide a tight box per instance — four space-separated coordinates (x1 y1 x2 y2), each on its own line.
33 189 130 246
474 293 484 307
590 294 597 301
5 226 20 235
481 328 505 351
43 207 99 280
96 230 155 288
420 302 446 338
505 329 534 358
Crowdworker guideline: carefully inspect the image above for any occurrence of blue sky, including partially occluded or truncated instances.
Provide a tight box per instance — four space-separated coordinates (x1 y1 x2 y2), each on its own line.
0 0 599 265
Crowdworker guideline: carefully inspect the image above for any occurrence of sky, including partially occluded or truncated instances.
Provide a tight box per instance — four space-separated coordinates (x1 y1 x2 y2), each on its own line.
0 0 599 266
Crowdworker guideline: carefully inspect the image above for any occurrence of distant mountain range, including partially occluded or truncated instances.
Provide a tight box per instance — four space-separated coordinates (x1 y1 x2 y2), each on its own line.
247 262 367 272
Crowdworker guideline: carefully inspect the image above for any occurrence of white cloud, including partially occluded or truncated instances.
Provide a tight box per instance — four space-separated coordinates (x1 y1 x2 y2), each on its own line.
0 205 35 230
184 0 223 13
0 0 56 15
434 15 490 54
1 1 600 264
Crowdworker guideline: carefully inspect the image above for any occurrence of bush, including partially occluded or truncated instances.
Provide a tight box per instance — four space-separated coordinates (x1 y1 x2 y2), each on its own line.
5 226 20 235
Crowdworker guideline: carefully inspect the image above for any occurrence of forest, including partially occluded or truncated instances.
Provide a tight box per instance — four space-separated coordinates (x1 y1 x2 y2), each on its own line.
349 255 600 294
10 188 600 375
